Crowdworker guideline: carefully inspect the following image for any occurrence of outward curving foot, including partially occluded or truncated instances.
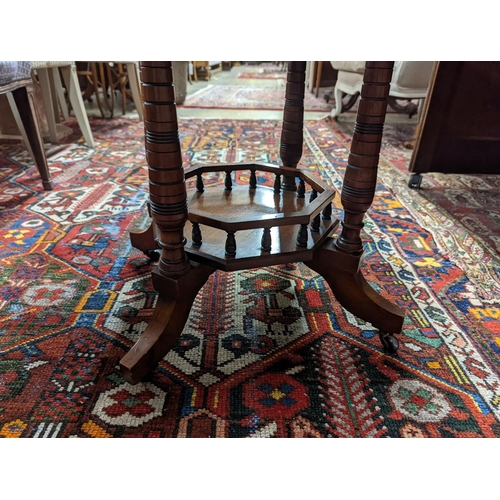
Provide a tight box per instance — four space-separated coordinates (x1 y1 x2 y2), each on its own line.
304 239 405 343
120 295 195 384
119 263 215 384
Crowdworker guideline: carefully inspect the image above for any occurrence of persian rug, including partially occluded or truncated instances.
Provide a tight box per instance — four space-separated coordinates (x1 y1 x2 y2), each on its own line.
181 85 334 112
237 71 286 80
0 116 499 438
329 117 500 302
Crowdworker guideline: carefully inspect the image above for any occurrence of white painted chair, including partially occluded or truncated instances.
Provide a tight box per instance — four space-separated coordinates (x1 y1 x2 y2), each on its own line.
31 61 95 148
330 61 435 120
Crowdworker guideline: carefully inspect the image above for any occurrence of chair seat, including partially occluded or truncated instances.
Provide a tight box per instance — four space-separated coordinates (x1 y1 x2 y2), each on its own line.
330 61 434 118
31 61 73 69
0 61 32 87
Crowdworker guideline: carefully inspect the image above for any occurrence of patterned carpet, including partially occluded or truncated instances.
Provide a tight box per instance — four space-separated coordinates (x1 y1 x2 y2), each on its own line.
237 71 287 80
0 116 499 438
331 117 500 302
181 85 334 112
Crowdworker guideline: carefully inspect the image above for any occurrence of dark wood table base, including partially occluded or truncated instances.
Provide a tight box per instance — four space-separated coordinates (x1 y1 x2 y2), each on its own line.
119 61 405 385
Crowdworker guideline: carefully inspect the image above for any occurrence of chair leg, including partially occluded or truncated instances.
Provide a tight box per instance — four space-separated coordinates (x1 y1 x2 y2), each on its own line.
417 98 425 123
52 67 69 120
126 63 143 121
36 68 59 143
9 86 53 190
47 69 61 123
60 65 95 148
332 83 343 118
6 92 36 162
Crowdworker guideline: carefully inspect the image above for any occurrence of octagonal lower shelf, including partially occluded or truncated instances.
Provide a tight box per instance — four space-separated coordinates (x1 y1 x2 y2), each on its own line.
184 181 339 272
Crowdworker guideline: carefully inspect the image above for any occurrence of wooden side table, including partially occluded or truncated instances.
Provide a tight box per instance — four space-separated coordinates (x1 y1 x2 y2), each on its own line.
120 61 406 385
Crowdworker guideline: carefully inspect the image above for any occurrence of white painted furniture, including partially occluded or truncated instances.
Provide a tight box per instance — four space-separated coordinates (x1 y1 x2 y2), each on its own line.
31 61 95 148
330 61 435 119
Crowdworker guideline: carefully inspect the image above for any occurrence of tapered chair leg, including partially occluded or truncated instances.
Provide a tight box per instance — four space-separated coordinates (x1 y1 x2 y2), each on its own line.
60 65 95 148
52 67 69 120
36 68 59 144
332 83 343 118
10 86 53 190
6 92 35 163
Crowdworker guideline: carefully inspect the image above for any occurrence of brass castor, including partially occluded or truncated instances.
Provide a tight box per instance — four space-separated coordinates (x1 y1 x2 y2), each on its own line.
144 250 160 262
380 332 399 354
408 173 423 189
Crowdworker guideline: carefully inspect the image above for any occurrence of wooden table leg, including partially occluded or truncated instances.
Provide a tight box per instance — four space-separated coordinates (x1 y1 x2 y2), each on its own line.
280 61 306 191
123 61 407 384
305 62 405 352
120 61 214 384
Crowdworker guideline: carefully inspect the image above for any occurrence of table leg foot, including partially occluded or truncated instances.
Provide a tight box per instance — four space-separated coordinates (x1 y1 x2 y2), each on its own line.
305 242 405 335
119 263 214 384
119 296 193 384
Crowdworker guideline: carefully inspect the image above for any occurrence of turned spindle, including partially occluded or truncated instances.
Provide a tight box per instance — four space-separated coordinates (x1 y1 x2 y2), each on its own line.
225 171 232 191
273 174 281 194
250 169 257 189
311 213 321 232
140 61 190 278
280 61 307 191
225 231 237 256
192 222 202 246
296 224 308 247
261 227 272 252
322 202 332 220
297 178 306 198
335 62 394 256
196 173 204 193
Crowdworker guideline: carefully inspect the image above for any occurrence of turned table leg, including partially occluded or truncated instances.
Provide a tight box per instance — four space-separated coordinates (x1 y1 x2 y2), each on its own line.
305 62 405 351
120 62 214 384
123 61 407 384
280 61 306 191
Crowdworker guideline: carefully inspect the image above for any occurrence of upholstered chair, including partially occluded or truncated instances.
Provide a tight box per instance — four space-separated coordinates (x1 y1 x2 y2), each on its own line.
330 61 435 119
0 61 53 190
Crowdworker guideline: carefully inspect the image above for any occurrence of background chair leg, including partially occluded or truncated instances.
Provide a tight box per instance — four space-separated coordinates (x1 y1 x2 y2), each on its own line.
6 92 36 162
60 65 95 148
36 68 59 144
52 67 69 120
9 86 53 190
126 63 143 121
333 83 343 118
